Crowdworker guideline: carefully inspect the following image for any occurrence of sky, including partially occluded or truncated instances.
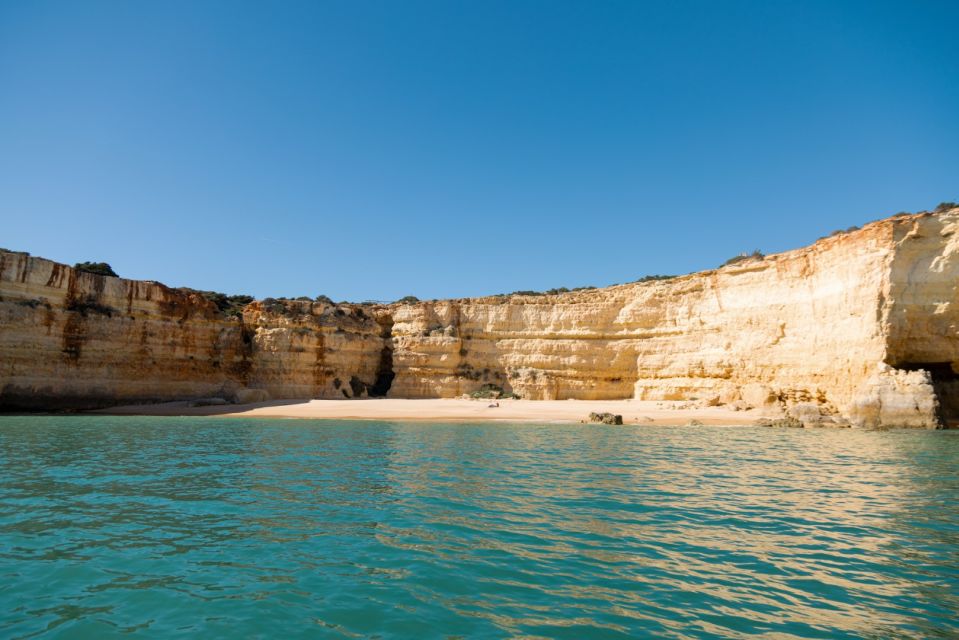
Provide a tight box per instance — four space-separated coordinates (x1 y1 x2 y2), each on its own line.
1 1 957 301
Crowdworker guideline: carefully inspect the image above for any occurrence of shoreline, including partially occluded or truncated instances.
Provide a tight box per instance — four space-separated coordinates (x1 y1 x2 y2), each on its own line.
89 397 774 426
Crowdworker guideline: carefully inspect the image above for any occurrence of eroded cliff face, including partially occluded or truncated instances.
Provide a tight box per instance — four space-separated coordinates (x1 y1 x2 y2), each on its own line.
3 207 958 427
390 232 893 415
0 253 390 409
386 209 959 428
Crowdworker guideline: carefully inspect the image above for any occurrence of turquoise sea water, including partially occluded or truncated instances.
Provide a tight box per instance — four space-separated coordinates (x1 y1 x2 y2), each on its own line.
1 417 957 639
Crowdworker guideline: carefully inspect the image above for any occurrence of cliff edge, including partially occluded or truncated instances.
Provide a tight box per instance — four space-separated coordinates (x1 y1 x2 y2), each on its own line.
3 207 959 428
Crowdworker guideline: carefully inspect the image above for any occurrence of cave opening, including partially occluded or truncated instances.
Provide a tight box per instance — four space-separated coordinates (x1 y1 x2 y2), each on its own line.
368 314 395 397
899 362 959 426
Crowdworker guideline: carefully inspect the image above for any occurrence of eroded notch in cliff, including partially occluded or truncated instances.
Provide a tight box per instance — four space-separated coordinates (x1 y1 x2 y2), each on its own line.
231 322 256 384
898 361 959 426
368 312 395 397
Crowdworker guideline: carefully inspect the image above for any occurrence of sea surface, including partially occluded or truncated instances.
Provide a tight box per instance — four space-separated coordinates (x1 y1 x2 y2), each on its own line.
1 417 957 639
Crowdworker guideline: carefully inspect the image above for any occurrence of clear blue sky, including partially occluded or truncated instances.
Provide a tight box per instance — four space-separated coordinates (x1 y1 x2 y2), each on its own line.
1 1 957 301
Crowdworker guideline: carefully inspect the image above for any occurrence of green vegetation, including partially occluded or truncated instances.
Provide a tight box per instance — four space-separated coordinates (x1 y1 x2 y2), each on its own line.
261 298 285 314
721 250 764 267
544 286 595 294
493 285 597 297
260 297 316 318
935 201 958 213
396 295 420 304
470 383 520 400
188 290 254 317
826 225 861 238
74 262 118 277
633 275 676 283
315 295 334 305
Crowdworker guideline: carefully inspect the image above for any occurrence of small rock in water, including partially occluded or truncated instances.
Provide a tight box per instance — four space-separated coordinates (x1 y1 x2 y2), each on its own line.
588 412 623 425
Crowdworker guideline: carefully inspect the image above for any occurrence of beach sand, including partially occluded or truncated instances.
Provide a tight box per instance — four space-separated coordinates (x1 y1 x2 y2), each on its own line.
94 397 771 425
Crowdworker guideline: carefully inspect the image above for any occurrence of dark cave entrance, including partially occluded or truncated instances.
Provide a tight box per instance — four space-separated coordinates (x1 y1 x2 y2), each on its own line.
368 314 395 397
898 362 959 426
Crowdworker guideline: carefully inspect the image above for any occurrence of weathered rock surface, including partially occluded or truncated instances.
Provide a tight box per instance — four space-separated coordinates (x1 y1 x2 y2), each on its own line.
0 254 391 409
387 209 959 429
3 207 959 428
588 412 624 425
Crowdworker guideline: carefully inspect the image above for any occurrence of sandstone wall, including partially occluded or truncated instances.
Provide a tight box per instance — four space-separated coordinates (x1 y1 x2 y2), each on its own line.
0 252 391 409
388 210 959 428
3 207 958 427
390 232 891 409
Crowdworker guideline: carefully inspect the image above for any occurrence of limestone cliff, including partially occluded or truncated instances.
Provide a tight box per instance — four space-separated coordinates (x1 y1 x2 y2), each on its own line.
0 253 391 409
391 209 959 428
3 207 959 428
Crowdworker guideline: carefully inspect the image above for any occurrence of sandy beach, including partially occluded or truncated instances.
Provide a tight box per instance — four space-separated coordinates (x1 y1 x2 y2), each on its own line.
94 397 771 425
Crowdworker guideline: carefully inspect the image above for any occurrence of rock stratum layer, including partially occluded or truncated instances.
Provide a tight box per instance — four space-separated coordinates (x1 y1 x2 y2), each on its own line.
3 208 959 428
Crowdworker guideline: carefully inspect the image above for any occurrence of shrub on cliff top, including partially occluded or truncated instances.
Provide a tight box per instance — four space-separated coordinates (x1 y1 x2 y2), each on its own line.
261 297 309 318
261 297 285 314
825 225 861 238
74 262 118 277
721 250 764 267
634 275 676 283
315 295 334 305
188 290 254 317
499 286 597 297
935 201 958 213
396 295 420 304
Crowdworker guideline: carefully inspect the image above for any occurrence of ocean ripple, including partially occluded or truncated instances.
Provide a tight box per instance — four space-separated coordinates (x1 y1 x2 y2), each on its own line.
1 416 958 638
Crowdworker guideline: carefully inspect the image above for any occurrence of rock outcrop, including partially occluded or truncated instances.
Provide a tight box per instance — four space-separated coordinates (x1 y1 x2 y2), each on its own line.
0 255 390 409
3 207 959 428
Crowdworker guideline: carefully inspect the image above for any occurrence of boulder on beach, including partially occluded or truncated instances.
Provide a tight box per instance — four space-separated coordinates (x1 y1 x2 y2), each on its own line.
588 412 623 425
